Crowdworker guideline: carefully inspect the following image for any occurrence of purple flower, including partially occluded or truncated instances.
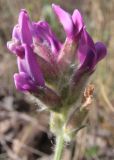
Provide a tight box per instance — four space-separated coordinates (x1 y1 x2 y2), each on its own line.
52 4 84 40
7 4 107 110
14 44 45 91
7 9 61 92
77 29 107 72
52 4 85 70
69 29 107 103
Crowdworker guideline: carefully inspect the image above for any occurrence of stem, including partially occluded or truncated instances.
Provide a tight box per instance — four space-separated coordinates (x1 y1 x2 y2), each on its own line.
54 134 64 160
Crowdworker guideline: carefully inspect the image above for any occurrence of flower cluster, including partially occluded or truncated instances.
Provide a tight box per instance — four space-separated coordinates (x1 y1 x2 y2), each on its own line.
7 4 107 113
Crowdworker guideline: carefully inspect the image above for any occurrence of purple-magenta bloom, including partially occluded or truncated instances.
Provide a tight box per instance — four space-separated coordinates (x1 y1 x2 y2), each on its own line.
70 29 107 102
14 44 45 91
7 9 61 92
52 4 107 72
52 4 84 40
77 29 107 72
52 4 85 70
7 4 107 110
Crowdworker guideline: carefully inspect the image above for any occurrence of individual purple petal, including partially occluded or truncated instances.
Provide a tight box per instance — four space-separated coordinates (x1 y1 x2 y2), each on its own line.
52 4 74 37
77 29 95 65
14 72 37 92
19 9 32 45
72 9 84 35
95 42 107 62
77 31 107 72
18 44 45 86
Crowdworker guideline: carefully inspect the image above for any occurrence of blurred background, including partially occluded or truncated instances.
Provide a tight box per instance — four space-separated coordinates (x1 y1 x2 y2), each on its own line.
0 0 114 159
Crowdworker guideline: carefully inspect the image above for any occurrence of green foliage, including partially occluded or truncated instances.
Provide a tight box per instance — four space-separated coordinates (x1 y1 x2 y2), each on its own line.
85 146 99 158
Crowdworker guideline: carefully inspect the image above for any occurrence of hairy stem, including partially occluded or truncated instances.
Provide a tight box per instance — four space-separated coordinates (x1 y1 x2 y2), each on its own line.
54 134 64 160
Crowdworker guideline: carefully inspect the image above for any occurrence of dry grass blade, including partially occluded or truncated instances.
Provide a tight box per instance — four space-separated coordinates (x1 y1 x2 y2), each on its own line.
99 81 114 112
